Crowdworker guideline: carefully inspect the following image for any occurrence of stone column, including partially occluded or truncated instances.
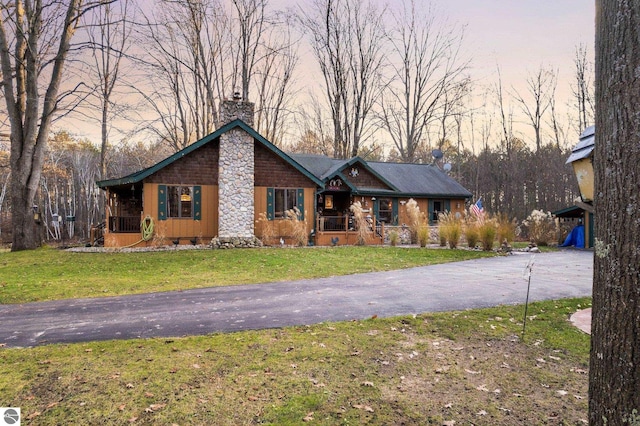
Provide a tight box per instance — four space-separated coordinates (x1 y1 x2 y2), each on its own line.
218 99 255 240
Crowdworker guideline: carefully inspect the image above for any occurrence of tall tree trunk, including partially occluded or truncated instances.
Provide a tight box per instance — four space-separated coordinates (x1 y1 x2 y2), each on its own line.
589 1 640 424
0 0 83 251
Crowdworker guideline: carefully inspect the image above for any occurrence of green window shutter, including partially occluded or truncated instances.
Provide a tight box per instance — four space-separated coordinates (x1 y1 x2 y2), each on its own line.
297 189 305 220
392 199 399 225
373 198 379 220
267 187 274 220
444 200 451 213
193 186 202 220
158 185 167 221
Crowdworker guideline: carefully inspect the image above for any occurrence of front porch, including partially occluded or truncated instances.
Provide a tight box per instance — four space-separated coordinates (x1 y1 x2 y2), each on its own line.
314 215 384 246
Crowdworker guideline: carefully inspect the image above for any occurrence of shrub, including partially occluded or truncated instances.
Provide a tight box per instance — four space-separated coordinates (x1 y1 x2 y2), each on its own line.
438 211 463 249
478 219 497 251
284 207 308 247
350 201 371 245
255 212 276 246
496 213 517 243
522 209 557 246
389 230 399 246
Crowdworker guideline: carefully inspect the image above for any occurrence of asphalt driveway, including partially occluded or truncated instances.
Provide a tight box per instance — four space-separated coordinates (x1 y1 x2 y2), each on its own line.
0 249 593 348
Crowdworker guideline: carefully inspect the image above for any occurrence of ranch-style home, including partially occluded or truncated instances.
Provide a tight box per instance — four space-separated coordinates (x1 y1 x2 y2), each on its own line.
96 98 472 248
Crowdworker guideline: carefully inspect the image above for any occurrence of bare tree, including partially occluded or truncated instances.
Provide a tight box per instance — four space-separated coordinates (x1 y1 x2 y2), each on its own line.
512 65 557 152
253 13 299 144
589 1 640 424
572 43 595 133
84 0 133 180
230 0 266 101
137 0 230 151
0 0 110 251
378 0 468 162
299 0 387 159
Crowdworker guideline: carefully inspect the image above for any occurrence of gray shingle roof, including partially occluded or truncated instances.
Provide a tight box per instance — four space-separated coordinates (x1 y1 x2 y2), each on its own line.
290 153 471 198
368 161 472 197
288 154 347 180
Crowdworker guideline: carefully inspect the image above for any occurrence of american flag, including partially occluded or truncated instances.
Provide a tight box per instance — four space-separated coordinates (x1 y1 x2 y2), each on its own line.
471 198 484 217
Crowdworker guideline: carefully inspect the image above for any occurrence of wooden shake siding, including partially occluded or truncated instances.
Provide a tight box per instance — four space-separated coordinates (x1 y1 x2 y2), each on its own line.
100 183 221 247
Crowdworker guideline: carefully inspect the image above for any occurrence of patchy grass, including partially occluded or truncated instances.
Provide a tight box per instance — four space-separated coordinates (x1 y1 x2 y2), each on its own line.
0 298 590 425
0 246 494 304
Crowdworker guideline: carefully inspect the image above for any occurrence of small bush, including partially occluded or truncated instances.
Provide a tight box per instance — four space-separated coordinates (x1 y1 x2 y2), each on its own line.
389 230 399 246
479 219 497 251
523 209 557 246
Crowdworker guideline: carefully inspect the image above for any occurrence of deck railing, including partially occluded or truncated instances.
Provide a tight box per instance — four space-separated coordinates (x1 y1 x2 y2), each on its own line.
317 215 350 232
316 215 384 237
108 216 140 233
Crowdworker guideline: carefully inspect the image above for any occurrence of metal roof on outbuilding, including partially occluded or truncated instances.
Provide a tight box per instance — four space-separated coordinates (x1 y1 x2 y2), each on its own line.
566 125 595 164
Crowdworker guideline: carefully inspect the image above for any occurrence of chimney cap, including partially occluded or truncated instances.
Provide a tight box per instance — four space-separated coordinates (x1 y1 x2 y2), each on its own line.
233 90 242 101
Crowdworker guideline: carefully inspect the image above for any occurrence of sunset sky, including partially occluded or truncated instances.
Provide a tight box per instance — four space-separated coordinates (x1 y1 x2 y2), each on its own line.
439 0 595 93
61 0 596 149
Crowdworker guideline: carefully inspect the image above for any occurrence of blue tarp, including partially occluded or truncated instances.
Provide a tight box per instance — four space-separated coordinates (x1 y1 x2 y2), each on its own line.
561 225 585 248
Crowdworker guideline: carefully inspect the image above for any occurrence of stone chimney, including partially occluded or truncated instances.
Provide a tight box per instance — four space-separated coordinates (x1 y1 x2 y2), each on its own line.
217 95 256 241
219 92 255 127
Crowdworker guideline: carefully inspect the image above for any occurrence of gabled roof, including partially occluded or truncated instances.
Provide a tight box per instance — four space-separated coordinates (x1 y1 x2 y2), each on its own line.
566 125 595 164
289 154 398 192
97 120 324 188
290 153 471 198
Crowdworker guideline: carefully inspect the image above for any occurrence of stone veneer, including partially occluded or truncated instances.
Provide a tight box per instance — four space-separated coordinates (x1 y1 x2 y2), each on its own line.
218 99 255 239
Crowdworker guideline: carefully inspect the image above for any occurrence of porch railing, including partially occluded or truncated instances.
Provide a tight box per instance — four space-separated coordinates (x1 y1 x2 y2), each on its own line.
109 216 140 233
317 216 350 232
316 215 384 238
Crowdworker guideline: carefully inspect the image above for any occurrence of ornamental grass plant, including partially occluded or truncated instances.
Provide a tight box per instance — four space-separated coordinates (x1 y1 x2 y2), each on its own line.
405 199 425 244
255 212 276 246
438 212 463 249
464 218 480 249
284 207 308 246
496 213 518 244
479 218 498 251
349 201 371 245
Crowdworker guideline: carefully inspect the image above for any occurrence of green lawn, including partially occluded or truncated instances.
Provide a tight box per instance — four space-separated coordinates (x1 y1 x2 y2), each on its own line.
0 298 591 425
0 246 494 304
0 246 590 424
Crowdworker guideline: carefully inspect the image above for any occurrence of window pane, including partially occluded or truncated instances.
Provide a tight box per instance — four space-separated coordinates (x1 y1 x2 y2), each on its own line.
379 198 392 223
275 188 285 219
180 187 192 218
167 186 180 218
286 189 297 211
